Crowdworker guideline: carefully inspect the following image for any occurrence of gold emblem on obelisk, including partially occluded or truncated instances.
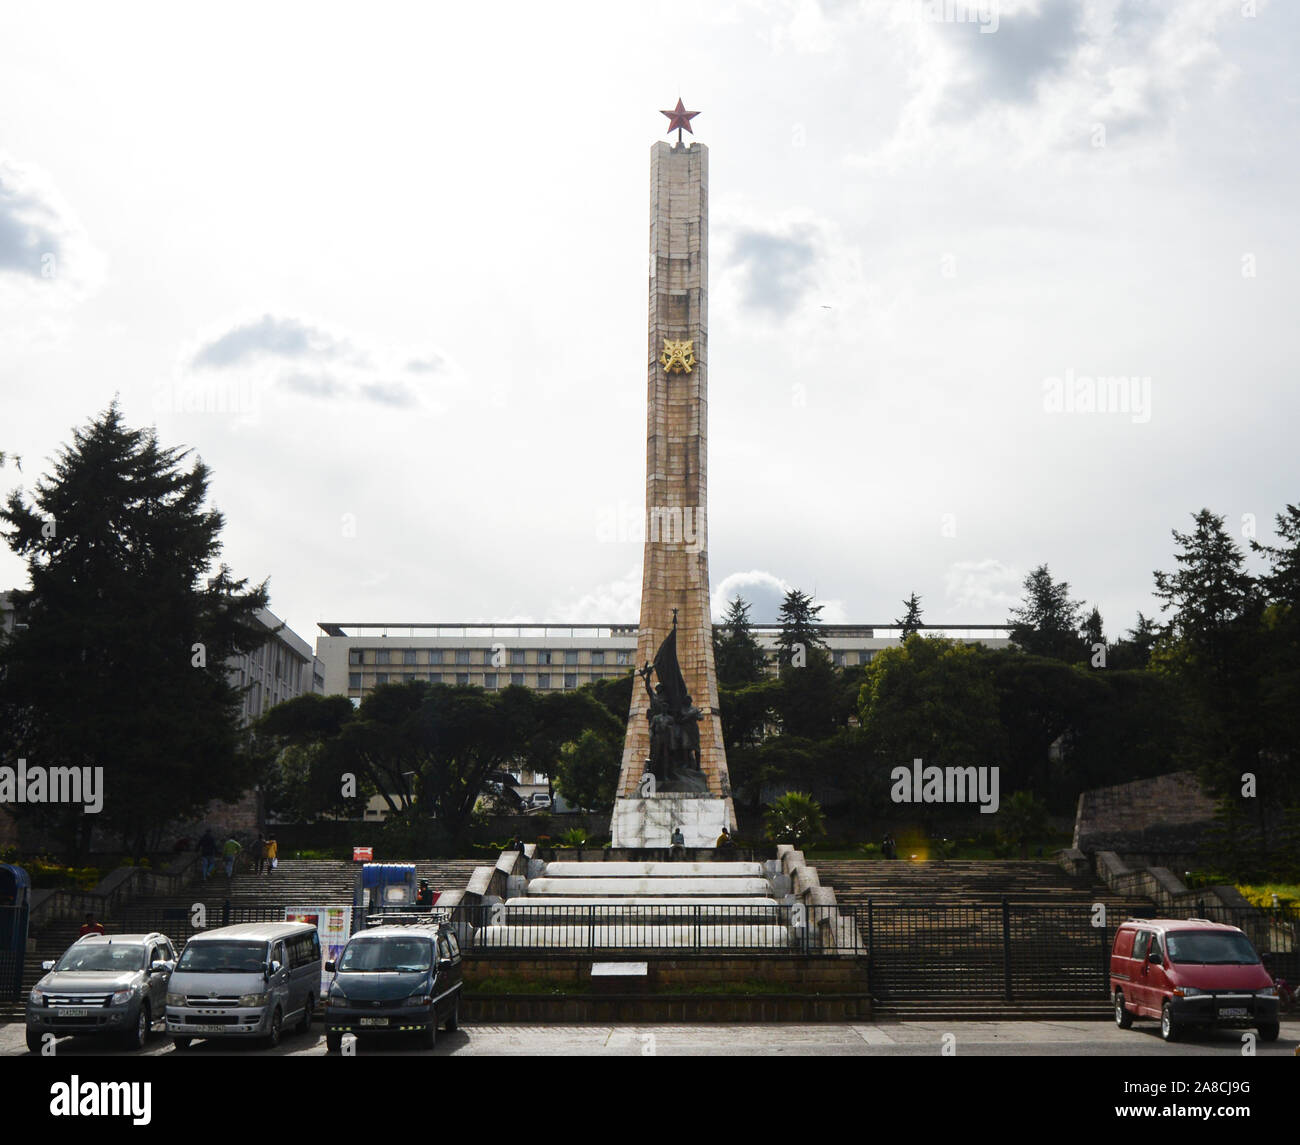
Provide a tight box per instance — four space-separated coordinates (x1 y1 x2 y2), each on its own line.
660 339 695 374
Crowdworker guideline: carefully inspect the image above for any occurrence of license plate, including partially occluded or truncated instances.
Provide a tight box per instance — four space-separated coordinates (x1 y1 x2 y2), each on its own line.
1218 1007 1247 1018
358 1018 389 1027
59 1009 90 1018
187 1024 230 1033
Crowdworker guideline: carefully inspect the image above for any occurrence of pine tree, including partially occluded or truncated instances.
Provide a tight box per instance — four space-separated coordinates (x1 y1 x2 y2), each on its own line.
774 588 828 669
895 592 923 641
0 402 270 856
713 595 768 685
1008 564 1087 662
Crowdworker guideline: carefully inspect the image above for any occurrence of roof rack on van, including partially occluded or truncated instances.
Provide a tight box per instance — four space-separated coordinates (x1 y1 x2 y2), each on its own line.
1185 918 1215 924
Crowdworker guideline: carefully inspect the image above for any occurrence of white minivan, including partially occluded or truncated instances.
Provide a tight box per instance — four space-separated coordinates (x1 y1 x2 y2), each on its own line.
165 922 321 1049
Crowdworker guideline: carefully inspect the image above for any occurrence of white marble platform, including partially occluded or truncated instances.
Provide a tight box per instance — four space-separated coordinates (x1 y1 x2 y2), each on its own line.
543 862 764 879
611 795 727 848
503 897 780 909
526 877 771 897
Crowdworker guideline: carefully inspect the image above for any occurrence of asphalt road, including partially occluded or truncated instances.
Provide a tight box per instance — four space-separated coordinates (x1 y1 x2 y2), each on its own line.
4 1017 1299 1056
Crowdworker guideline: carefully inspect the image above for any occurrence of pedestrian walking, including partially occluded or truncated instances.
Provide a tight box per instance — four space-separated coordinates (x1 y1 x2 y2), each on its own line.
198 829 217 880
222 835 242 879
78 912 105 937
266 836 278 873
253 833 268 875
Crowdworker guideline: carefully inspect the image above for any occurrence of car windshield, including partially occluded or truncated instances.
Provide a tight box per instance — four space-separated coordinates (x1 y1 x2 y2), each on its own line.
1165 931 1260 965
54 943 145 973
338 938 432 973
176 941 269 973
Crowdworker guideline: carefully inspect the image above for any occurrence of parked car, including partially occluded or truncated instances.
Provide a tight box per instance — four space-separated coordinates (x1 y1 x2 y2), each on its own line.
165 921 320 1049
26 932 177 1053
323 922 463 1052
529 793 552 809
1110 918 1280 1042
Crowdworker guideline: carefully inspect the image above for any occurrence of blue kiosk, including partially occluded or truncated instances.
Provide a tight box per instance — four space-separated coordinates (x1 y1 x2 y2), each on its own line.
355 862 418 925
0 863 31 1002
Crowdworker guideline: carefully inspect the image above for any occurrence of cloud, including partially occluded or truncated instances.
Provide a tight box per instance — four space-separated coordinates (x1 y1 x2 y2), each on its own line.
725 227 820 314
711 569 846 624
178 312 456 416
192 314 348 369
0 153 103 295
551 567 642 623
943 558 1023 614
941 1 1082 106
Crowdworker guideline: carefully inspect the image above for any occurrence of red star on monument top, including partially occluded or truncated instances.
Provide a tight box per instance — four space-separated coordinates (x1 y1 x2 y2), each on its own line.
660 98 700 140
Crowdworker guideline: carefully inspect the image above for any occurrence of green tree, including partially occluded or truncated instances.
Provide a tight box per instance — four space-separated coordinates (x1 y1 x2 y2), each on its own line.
1008 564 1087 663
996 790 1050 859
1108 612 1160 670
553 728 621 815
762 790 826 847
0 403 268 857
895 592 923 641
713 595 768 685
774 587 828 669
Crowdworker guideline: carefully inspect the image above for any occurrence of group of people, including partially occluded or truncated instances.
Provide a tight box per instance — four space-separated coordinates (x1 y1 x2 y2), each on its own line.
667 825 734 855
197 830 278 880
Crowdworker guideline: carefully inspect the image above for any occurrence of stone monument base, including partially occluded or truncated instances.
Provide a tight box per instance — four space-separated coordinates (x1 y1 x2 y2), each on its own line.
611 793 727 848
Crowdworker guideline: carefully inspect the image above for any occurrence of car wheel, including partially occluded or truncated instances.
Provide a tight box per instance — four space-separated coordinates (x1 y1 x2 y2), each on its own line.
325 1030 342 1054
1257 1022 1279 1043
1114 992 1133 1029
263 1008 282 1049
123 1003 149 1050
419 1018 437 1050
25 1028 45 1054
297 994 314 1035
1160 1001 1180 1042
445 998 459 1032
172 1036 192 1051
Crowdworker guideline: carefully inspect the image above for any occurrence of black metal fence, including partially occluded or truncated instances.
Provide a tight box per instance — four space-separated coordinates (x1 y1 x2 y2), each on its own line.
861 899 1300 999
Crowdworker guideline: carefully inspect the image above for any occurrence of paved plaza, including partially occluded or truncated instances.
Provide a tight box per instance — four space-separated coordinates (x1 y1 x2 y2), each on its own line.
3 1017 1297 1057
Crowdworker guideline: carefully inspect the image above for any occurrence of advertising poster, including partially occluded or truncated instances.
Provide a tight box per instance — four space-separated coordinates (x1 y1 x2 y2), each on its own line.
285 905 353 996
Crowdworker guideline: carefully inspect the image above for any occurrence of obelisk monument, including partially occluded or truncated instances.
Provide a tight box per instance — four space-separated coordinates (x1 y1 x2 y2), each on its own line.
611 101 736 847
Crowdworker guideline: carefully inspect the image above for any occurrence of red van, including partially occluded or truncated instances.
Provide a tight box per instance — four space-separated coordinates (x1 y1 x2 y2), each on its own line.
1110 918 1280 1042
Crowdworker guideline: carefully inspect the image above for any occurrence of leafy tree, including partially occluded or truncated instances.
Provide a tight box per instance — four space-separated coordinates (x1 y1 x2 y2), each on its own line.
895 592 923 641
995 790 1050 859
713 595 768 685
774 588 828 668
1108 612 1160 670
762 790 826 848
1081 606 1104 655
1008 564 1087 663
858 636 1007 781
0 403 268 857
553 728 621 815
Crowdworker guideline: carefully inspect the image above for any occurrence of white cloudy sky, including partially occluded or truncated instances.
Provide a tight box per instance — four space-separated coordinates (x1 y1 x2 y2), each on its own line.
1 0 1297 643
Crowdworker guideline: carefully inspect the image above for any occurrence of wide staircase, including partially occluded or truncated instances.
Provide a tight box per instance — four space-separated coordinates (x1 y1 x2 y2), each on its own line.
2 859 482 1020
815 860 1157 1020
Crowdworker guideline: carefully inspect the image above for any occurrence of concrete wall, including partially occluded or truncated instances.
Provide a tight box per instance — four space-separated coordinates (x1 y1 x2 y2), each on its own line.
1073 771 1217 854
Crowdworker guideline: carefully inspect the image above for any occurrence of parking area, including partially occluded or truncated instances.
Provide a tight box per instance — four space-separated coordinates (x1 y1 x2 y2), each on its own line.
3 1016 1298 1056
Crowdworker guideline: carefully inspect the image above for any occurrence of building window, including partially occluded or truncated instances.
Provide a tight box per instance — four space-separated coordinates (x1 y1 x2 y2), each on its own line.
403 649 418 665
377 649 391 665
617 650 632 665
564 650 579 665
348 673 361 689
511 673 524 686
455 649 471 665
833 650 846 667
427 649 442 665
510 649 525 665
538 650 552 665
429 673 442 683
456 672 469 685
859 651 873 665
484 673 497 690
376 673 389 684
349 650 364 666
590 650 605 666
484 649 496 665
538 673 550 689
564 673 577 689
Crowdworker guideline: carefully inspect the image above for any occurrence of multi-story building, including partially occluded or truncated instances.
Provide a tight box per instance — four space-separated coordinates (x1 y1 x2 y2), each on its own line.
230 607 326 724
315 622 1011 701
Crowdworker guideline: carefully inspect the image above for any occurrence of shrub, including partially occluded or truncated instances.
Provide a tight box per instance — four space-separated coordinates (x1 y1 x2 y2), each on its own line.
763 792 826 848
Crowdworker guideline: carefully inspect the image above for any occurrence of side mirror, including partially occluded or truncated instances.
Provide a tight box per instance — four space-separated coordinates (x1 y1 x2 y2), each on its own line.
324 960 335 974
41 960 55 971
438 958 453 972
1148 950 1162 964
150 960 174 974
266 960 283 977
